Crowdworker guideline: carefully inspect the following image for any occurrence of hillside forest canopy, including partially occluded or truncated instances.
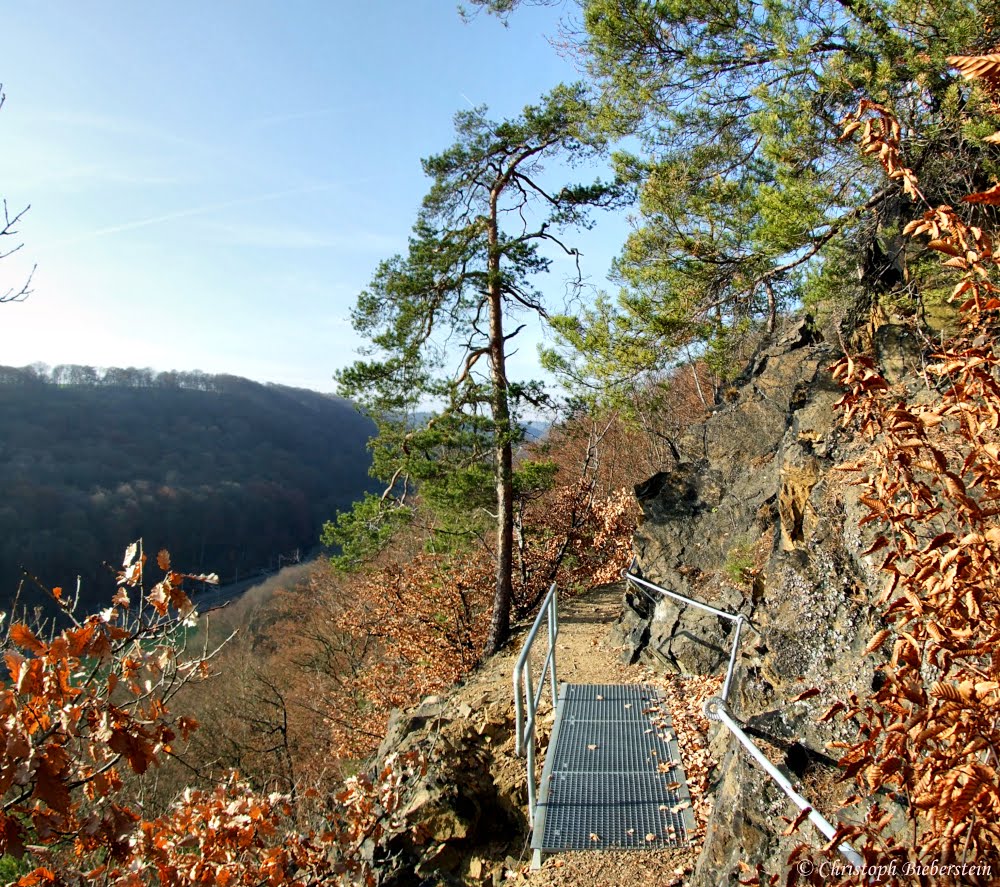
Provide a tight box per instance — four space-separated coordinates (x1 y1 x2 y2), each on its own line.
0 364 375 617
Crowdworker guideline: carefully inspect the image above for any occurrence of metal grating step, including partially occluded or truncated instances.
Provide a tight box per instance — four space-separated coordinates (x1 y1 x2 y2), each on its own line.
550 719 679 772
560 696 660 725
541 773 690 850
563 683 660 703
532 683 696 853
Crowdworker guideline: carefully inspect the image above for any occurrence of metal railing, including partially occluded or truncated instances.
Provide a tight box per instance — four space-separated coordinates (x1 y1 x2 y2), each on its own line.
704 697 864 869
622 561 865 871
512 581 559 828
623 567 745 704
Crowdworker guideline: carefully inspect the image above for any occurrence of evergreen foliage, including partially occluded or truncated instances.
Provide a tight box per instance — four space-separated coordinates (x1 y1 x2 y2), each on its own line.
475 0 1000 395
333 84 625 653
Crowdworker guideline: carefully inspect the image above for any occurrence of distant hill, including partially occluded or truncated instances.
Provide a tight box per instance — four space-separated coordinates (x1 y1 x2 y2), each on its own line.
0 364 376 615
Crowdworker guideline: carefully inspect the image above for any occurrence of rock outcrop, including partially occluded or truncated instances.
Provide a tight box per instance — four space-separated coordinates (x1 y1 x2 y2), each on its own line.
359 684 530 885
617 317 892 884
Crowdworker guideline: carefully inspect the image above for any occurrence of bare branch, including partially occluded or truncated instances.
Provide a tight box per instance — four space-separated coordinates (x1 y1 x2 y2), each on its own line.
1 199 34 302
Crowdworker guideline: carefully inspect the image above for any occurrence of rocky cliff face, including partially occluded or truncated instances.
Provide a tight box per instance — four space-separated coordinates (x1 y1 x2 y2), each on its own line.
352 315 914 885
359 678 528 886
617 317 895 884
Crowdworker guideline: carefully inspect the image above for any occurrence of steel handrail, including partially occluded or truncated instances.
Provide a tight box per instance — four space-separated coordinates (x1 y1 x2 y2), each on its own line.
622 562 864 873
512 582 559 828
622 562 745 705
705 697 865 869
625 570 742 623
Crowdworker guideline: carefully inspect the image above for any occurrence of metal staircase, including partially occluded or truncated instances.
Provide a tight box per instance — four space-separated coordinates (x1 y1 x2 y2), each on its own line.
513 570 866 874
532 683 694 857
513 584 694 869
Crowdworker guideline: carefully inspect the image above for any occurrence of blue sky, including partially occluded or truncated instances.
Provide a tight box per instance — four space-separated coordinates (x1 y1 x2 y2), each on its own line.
0 2 628 394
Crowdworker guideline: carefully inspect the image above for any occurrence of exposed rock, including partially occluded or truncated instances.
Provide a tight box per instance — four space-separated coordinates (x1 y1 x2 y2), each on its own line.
618 316 897 883
415 842 464 877
610 588 651 664
403 784 475 842
354 674 533 886
777 442 821 550
872 322 923 384
381 697 447 747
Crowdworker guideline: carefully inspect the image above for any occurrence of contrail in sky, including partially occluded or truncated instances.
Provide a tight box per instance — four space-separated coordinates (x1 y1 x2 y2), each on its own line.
51 184 339 248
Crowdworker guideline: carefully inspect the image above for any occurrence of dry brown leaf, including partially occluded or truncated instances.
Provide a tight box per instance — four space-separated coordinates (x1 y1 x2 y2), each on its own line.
865 628 891 653
963 184 1000 205
948 53 1000 85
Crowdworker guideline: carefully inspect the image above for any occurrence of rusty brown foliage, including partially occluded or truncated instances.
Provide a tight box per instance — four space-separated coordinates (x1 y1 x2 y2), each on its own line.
0 544 430 886
296 369 714 762
780 59 1000 887
281 410 644 761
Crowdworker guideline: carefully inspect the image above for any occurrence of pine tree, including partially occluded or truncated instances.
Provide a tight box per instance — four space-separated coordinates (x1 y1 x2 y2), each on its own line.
332 84 623 654
474 0 1000 391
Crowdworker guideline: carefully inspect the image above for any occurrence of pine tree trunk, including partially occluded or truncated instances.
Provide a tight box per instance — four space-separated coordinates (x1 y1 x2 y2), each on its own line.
484 190 515 656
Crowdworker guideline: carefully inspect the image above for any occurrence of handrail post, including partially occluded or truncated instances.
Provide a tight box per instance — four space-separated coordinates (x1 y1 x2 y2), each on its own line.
524 663 534 751
513 668 525 757
548 594 558 708
512 582 560 831
526 730 537 826
721 614 744 703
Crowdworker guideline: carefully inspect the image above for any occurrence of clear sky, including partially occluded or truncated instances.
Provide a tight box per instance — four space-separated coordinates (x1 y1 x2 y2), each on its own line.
0 1 627 394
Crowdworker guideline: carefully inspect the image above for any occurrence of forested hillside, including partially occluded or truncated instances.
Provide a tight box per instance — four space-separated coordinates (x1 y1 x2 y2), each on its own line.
0 364 374 615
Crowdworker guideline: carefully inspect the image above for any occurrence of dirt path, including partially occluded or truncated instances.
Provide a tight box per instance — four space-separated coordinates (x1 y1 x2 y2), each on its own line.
497 585 721 887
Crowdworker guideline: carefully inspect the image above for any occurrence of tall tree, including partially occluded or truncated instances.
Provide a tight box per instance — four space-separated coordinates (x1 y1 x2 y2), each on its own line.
474 0 1000 389
334 84 622 654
